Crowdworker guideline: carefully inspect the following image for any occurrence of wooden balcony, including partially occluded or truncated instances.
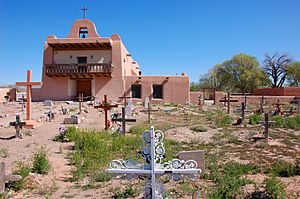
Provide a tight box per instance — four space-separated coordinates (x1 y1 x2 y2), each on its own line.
45 63 112 77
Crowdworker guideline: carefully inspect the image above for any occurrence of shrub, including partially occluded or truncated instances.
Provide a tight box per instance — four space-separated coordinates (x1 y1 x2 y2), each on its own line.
190 126 208 133
249 114 263 125
113 186 139 198
268 160 299 177
271 115 285 128
6 161 31 191
214 112 234 126
264 176 286 199
32 146 51 174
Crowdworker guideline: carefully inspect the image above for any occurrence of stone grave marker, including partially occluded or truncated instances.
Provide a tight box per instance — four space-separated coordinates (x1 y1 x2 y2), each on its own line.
43 99 53 107
16 70 43 128
111 107 136 134
21 95 25 112
94 95 118 130
0 162 22 192
9 115 26 139
179 150 205 172
144 97 150 109
107 126 202 199
64 115 81 124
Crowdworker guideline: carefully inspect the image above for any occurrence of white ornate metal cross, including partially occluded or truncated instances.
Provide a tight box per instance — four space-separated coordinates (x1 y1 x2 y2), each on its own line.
107 126 202 199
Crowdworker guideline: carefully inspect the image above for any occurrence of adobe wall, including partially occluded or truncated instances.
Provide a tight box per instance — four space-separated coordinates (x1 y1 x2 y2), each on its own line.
190 92 204 104
124 75 190 104
253 87 300 96
0 88 10 102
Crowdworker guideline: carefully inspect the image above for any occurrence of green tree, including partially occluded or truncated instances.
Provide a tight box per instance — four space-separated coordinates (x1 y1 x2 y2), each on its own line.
199 64 223 90
262 53 292 87
286 61 300 86
216 53 267 93
190 82 200 91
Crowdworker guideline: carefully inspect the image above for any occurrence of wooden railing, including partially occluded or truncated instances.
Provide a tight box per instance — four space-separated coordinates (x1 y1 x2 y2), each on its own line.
45 63 112 76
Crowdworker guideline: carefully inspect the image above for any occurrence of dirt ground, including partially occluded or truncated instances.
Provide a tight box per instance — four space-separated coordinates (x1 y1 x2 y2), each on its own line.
0 101 300 198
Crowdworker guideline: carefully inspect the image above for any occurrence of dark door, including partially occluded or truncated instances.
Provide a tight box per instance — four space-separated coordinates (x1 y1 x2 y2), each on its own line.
77 79 91 99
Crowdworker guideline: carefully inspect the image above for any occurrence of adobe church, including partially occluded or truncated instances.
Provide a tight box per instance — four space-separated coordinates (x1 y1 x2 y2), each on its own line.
34 18 190 104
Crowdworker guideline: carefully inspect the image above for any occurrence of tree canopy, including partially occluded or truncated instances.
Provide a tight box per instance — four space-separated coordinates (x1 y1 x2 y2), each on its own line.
286 61 300 87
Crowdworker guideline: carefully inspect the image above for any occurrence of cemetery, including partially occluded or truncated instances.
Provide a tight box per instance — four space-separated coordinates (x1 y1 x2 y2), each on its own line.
1 2 300 199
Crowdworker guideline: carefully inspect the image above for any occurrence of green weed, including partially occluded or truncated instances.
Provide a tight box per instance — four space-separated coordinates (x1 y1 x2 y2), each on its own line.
113 186 139 198
6 161 31 191
249 114 263 125
268 160 300 177
264 175 286 199
32 146 51 174
190 126 208 132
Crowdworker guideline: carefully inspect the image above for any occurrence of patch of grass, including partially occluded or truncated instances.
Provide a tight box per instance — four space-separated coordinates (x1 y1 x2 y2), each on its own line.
249 114 263 125
264 175 286 199
215 112 234 126
66 127 143 181
268 160 300 177
6 161 31 191
90 171 112 182
113 186 139 199
32 146 51 174
190 126 208 133
52 133 66 142
271 115 285 128
181 181 197 193
34 179 58 196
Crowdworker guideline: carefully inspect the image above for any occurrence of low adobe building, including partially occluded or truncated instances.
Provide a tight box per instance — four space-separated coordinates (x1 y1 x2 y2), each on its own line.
33 19 189 104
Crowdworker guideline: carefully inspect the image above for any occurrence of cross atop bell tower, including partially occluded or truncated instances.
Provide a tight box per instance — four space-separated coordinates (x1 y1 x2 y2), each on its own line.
81 6 88 19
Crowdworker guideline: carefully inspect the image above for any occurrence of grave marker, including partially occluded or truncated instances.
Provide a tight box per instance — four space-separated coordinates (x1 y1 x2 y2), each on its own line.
111 107 136 134
144 97 150 109
9 115 26 139
0 162 22 192
16 70 43 128
259 113 275 143
21 95 25 112
219 92 238 114
94 95 118 130
146 102 158 124
107 126 202 198
272 100 285 115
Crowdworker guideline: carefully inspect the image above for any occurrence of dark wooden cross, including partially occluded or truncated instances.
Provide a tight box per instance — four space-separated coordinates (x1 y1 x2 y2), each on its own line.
219 92 238 114
0 162 22 192
94 95 118 130
21 94 25 112
111 107 136 134
81 6 88 19
259 113 275 143
146 102 158 124
9 115 26 139
243 93 251 109
256 95 267 114
119 95 131 106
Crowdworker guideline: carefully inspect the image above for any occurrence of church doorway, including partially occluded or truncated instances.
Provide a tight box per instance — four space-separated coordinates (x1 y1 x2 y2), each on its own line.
77 79 92 99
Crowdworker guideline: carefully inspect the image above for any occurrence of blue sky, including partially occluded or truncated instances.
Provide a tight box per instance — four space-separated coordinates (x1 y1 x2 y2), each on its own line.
0 0 300 84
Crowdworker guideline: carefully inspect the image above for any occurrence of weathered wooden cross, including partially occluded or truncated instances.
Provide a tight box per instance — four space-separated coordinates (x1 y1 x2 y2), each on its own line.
16 70 43 128
21 95 25 112
146 102 158 124
219 92 238 114
77 93 89 114
259 113 275 143
9 115 26 139
111 107 136 134
243 93 251 109
94 95 118 130
107 126 202 199
119 94 131 106
0 162 22 192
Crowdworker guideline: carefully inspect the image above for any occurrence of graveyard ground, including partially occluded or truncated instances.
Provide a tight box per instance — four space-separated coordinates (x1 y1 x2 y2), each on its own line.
0 101 299 198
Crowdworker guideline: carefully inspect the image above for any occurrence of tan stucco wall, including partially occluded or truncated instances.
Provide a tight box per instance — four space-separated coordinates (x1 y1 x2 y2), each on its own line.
53 50 112 64
190 92 204 104
124 75 189 104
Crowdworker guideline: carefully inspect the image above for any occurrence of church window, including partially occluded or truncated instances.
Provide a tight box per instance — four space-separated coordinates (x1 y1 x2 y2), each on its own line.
79 27 88 38
153 85 163 99
131 84 141 98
